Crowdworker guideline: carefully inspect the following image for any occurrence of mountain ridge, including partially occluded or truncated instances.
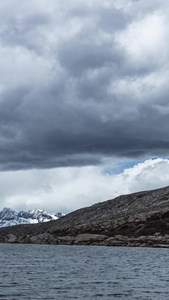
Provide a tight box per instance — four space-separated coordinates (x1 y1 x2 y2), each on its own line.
1 185 169 247
0 207 64 228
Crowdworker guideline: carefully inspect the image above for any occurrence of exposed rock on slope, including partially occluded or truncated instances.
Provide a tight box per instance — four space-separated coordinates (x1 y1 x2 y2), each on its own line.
1 186 169 247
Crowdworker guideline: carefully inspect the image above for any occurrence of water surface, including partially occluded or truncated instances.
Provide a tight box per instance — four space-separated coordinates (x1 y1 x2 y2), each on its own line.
0 244 169 299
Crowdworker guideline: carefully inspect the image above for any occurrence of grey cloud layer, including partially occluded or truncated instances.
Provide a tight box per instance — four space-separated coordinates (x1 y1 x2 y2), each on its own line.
0 0 169 170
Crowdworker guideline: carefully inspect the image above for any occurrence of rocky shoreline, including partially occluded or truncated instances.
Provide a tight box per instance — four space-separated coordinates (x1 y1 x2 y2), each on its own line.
2 232 169 248
1 186 169 248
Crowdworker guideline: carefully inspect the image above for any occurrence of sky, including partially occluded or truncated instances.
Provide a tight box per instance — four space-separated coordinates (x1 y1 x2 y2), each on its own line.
0 0 169 213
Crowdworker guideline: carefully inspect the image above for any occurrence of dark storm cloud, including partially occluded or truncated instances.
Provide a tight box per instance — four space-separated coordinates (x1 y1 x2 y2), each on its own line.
0 0 169 170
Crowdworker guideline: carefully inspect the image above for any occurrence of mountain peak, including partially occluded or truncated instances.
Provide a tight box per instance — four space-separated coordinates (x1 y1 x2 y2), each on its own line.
0 207 65 228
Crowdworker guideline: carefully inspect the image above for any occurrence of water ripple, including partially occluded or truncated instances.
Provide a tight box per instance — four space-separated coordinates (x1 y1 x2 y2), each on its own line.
0 244 169 299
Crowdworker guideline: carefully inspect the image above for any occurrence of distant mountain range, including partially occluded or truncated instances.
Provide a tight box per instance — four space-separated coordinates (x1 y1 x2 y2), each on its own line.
0 207 65 228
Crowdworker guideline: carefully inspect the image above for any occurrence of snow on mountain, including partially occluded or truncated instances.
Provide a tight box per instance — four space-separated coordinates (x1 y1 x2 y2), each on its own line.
0 207 65 228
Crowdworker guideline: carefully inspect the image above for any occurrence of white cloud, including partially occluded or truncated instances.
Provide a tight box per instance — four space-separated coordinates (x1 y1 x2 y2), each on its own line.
117 14 167 63
0 46 52 91
0 158 168 214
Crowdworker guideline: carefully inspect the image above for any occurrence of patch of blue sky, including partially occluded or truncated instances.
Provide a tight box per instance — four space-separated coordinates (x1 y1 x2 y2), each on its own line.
103 160 143 175
103 157 168 175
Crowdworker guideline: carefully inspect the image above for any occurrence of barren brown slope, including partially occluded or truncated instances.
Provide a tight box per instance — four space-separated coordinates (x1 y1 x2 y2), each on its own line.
1 186 169 247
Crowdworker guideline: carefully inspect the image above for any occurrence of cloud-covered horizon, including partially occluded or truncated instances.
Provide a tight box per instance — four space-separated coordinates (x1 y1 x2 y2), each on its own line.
0 0 169 170
0 158 169 213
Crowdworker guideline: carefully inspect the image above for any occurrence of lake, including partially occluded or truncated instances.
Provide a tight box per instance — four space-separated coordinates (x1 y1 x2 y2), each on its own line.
0 243 169 299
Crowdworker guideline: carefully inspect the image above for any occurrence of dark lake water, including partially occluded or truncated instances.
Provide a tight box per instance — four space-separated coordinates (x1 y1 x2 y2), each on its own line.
0 244 169 299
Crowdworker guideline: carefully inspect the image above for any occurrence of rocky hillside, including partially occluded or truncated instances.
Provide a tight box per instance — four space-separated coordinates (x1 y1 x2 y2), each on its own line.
1 186 169 247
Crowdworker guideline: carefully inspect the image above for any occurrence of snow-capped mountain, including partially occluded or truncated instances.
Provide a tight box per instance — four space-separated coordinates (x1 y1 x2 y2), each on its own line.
0 207 65 228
